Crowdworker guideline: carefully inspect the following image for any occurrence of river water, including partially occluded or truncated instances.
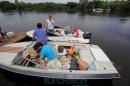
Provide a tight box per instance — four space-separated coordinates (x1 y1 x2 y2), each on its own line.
0 11 130 86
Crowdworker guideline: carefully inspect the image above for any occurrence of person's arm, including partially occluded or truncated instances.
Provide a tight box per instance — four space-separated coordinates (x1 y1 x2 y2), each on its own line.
45 19 48 29
52 19 55 24
44 29 47 35
33 30 36 40
40 48 45 60
50 19 54 25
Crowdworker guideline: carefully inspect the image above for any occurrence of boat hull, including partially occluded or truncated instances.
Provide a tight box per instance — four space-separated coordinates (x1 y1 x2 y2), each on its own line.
0 63 120 79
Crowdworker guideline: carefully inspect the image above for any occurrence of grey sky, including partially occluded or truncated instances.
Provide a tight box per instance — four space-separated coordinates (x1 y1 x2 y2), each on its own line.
0 0 79 3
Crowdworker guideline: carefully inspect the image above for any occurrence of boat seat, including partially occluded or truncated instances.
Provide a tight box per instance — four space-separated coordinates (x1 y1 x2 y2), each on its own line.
79 49 94 64
90 45 110 62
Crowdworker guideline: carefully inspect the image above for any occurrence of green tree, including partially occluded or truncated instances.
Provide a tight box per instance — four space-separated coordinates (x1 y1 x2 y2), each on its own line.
0 1 16 11
15 0 19 4
66 2 78 12
79 0 89 13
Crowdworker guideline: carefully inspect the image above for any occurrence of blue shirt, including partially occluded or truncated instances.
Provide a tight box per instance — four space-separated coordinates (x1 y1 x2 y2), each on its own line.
33 28 47 45
40 44 57 61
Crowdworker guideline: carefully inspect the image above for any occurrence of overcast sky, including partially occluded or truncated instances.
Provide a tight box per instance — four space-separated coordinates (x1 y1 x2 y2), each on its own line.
0 0 80 3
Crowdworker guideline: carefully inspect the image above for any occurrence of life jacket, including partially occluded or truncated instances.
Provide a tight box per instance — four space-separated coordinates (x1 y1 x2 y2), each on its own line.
73 30 79 37
72 25 79 37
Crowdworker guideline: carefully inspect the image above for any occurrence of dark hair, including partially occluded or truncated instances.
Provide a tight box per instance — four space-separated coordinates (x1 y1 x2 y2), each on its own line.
37 23 42 29
33 42 43 51
58 46 64 53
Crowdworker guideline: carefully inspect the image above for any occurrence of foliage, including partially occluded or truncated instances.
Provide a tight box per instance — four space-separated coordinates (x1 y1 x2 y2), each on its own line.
0 1 16 11
0 0 130 16
110 1 130 16
66 2 78 12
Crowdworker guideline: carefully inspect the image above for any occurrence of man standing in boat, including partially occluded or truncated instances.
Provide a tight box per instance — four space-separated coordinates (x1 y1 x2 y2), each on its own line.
45 15 55 32
33 23 47 45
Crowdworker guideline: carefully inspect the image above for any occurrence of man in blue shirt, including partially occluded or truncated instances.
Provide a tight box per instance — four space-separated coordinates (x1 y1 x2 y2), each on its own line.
33 23 47 45
40 44 57 61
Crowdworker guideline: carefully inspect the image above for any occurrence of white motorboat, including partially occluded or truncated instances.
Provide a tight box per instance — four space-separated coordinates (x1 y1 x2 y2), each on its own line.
0 41 120 79
26 26 91 43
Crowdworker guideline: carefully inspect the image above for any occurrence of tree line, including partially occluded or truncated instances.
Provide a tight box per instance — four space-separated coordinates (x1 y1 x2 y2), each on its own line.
0 0 130 16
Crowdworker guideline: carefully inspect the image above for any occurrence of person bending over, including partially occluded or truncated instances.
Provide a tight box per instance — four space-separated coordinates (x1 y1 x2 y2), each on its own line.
40 43 57 61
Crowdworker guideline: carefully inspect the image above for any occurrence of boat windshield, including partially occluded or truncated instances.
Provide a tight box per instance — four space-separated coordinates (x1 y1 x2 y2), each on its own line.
11 42 37 66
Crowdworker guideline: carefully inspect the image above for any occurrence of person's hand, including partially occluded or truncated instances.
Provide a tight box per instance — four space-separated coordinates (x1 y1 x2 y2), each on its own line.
39 60 44 65
44 57 48 62
37 57 41 61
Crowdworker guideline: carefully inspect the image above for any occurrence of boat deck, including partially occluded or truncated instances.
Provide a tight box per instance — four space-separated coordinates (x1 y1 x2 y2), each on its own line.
0 32 30 46
0 52 17 65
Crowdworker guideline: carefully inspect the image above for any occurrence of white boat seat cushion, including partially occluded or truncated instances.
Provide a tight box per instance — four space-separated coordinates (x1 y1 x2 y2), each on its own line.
90 45 110 62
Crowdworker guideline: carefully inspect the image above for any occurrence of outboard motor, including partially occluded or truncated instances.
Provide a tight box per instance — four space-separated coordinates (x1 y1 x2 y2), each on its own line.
83 32 92 39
